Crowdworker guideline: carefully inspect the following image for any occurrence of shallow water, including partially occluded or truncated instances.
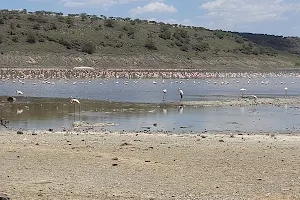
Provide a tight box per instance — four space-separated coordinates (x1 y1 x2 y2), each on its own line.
0 97 300 133
1 76 300 103
1 76 300 132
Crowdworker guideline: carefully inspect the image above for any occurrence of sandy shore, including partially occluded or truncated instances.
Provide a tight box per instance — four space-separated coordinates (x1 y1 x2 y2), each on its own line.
1 131 300 200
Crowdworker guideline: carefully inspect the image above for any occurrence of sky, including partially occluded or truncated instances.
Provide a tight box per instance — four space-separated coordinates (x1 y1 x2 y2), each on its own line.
1 0 300 36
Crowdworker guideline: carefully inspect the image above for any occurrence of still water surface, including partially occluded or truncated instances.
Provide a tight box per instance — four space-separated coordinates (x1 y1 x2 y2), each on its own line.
1 76 300 132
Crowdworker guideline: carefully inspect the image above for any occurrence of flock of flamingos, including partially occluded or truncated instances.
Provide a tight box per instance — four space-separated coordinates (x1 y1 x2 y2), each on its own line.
0 68 298 105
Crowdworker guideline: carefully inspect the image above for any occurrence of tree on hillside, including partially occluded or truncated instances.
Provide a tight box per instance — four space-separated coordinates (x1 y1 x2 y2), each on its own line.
80 13 87 21
26 31 36 43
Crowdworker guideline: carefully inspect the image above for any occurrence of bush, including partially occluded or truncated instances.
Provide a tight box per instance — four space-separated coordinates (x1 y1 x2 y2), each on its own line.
12 36 18 42
123 25 135 36
50 23 57 30
82 42 96 54
104 19 114 27
59 38 72 49
57 16 65 22
214 30 225 39
0 18 4 24
27 15 36 22
26 31 36 43
0 34 3 43
145 39 157 50
159 30 171 40
180 45 189 52
66 16 74 25
174 29 188 38
192 42 210 52
33 23 40 30
235 36 244 44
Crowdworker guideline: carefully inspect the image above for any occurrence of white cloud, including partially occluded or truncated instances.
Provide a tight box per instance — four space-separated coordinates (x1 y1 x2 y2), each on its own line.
59 0 163 8
199 0 300 28
130 2 177 14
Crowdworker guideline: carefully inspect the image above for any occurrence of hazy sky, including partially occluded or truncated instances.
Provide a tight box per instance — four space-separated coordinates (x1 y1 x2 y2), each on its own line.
2 0 300 36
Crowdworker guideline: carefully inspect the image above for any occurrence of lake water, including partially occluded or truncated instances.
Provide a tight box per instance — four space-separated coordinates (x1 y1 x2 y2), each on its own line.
1 75 300 133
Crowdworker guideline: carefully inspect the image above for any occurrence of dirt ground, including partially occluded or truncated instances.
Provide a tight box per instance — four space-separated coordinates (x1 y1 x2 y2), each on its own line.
0 131 300 200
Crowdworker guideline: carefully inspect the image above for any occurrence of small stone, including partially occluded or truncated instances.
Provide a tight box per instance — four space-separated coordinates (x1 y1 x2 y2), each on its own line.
112 157 118 161
17 131 23 135
219 139 225 142
112 163 118 166
201 135 207 138
145 160 151 162
48 129 53 132
120 142 131 146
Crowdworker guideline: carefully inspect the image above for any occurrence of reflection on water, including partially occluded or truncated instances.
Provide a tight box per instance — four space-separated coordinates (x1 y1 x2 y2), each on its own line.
1 97 300 133
1 76 300 103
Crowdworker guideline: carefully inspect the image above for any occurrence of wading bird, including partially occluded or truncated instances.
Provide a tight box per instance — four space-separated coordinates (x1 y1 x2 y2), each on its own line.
178 88 183 100
162 89 167 102
240 88 246 97
284 87 288 97
16 90 23 95
71 98 81 121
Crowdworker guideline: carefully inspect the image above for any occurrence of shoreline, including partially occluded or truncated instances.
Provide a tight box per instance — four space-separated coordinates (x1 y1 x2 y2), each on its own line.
2 67 300 80
1 131 300 200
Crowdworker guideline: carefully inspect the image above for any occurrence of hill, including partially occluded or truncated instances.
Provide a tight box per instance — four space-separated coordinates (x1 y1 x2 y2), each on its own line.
0 9 300 70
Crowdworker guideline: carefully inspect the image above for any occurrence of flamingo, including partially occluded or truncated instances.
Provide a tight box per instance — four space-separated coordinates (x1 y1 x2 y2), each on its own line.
71 98 81 121
178 88 183 99
16 90 23 95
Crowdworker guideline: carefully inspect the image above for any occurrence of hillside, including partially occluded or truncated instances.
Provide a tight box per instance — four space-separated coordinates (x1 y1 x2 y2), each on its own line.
0 9 300 70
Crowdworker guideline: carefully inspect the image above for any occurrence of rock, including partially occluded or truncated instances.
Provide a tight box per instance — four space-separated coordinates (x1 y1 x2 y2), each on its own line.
219 139 225 142
120 142 131 146
112 163 118 166
48 129 54 132
0 193 10 200
17 131 23 135
7 96 16 102
112 157 118 161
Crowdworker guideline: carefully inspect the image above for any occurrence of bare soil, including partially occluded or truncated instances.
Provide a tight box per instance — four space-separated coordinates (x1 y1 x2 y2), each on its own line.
1 131 300 200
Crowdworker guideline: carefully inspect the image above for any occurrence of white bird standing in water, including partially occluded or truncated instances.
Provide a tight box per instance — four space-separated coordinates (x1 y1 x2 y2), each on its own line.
71 98 81 121
240 88 246 97
284 87 288 97
162 89 167 102
178 88 183 99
